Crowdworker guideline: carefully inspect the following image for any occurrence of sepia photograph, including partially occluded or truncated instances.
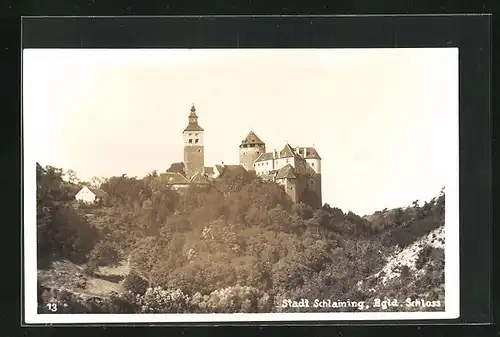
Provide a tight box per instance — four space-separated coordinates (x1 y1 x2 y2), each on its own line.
23 47 459 323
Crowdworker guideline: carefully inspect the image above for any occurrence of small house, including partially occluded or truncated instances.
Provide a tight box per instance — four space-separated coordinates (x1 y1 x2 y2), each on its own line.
75 186 109 206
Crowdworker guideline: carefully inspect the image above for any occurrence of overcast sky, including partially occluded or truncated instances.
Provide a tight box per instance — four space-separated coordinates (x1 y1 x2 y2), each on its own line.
23 48 458 216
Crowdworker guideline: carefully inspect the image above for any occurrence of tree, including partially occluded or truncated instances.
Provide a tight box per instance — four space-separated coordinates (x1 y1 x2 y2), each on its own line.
90 176 107 189
65 169 80 185
36 163 98 267
167 162 186 176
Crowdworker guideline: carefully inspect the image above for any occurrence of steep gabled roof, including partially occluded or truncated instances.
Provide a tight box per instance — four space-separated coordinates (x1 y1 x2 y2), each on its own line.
190 171 211 184
160 172 190 185
240 130 265 146
275 164 297 179
215 164 248 177
214 165 225 174
298 146 322 160
254 152 274 163
88 187 108 198
204 166 215 175
279 144 301 159
77 186 108 198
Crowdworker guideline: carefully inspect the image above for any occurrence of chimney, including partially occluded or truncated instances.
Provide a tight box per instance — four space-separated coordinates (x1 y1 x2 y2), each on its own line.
273 149 278 159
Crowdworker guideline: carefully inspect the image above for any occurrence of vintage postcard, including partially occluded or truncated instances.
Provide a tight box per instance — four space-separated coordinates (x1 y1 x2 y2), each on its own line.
23 48 459 323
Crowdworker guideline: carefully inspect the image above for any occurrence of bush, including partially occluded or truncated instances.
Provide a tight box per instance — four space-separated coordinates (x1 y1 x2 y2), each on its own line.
123 271 149 295
87 240 121 266
140 287 190 313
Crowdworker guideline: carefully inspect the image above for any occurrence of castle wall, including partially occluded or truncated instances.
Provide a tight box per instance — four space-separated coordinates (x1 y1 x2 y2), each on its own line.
305 158 321 174
283 178 298 203
184 146 204 179
255 159 274 175
294 158 308 174
240 144 265 171
183 131 204 145
313 173 322 207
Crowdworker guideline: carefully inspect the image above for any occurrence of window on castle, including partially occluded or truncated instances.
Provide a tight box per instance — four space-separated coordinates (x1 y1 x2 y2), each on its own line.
312 163 315 167
250 144 255 147
195 133 198 136
189 133 192 136
257 152 260 154
189 139 193 144
195 139 199 143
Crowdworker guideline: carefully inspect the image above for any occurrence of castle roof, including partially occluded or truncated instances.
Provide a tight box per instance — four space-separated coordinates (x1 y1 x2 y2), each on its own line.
160 172 190 185
215 164 247 177
254 152 274 163
279 144 301 159
297 146 322 160
214 165 225 174
204 166 215 176
189 171 211 185
275 164 297 180
184 124 204 132
184 104 204 132
240 131 265 147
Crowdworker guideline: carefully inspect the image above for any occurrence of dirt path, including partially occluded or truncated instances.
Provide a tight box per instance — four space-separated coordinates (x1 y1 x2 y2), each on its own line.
38 259 131 299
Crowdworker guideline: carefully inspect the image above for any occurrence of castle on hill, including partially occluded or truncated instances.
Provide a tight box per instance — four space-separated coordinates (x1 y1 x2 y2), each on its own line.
162 104 322 207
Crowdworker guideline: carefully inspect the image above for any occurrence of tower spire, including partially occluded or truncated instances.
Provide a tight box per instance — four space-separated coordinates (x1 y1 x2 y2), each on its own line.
184 103 203 132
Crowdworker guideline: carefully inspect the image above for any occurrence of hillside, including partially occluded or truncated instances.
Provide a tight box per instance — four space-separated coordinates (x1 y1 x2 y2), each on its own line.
36 163 446 314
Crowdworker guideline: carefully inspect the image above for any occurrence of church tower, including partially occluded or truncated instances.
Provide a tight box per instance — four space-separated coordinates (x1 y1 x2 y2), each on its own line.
239 130 266 171
183 104 205 179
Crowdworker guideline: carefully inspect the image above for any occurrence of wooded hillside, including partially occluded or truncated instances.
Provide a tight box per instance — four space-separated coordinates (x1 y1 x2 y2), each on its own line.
36 163 445 313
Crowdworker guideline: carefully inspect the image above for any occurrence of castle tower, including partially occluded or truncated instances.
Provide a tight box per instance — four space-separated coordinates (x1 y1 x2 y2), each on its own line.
297 146 323 208
183 104 205 179
239 130 266 171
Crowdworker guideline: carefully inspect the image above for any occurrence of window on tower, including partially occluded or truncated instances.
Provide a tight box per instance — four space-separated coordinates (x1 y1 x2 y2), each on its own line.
195 139 199 143
189 139 193 144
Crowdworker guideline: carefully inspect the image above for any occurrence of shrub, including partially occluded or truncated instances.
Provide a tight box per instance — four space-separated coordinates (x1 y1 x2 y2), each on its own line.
123 270 149 295
87 240 121 266
140 287 190 313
